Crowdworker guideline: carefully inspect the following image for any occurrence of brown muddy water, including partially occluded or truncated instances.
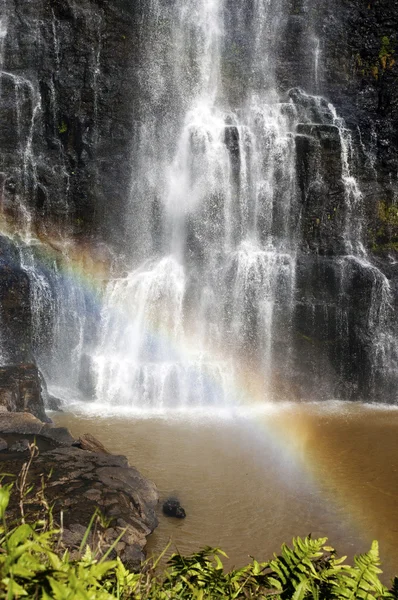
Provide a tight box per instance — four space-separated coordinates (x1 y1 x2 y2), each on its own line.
55 402 398 581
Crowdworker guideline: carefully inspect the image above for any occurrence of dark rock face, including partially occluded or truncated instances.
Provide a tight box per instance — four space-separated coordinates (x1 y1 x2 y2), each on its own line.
295 124 346 256
0 264 32 364
285 0 398 401
0 413 159 569
280 0 398 253
0 364 49 422
0 0 139 248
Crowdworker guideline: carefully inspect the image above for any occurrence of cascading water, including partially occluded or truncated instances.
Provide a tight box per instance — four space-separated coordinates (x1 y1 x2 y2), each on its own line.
90 0 304 407
0 0 395 406
91 0 390 408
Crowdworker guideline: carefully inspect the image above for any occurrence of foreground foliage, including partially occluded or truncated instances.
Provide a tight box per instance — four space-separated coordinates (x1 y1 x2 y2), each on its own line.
0 484 396 599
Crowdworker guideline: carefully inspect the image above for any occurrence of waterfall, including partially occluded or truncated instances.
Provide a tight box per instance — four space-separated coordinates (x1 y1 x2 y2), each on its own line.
89 0 302 407
90 0 368 407
0 0 395 406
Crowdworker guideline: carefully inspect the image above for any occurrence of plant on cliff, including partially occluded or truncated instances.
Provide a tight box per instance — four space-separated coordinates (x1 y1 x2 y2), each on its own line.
379 36 395 71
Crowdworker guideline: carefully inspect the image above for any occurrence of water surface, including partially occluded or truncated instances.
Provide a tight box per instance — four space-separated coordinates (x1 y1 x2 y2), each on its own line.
55 402 398 580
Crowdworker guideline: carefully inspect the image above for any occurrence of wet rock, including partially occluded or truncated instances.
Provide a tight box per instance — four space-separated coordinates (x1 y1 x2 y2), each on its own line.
47 395 63 412
0 364 49 423
295 124 346 256
0 265 32 365
162 498 187 519
291 255 379 400
9 439 30 453
0 0 139 249
77 433 110 454
0 438 8 451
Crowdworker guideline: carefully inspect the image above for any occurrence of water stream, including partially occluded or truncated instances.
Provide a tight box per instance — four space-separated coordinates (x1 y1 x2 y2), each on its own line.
85 0 397 407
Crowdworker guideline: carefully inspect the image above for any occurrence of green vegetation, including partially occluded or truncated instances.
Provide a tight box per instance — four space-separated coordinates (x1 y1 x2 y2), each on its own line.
58 121 68 134
372 241 398 253
0 483 397 599
379 36 395 71
355 36 395 80
369 201 398 252
378 201 398 227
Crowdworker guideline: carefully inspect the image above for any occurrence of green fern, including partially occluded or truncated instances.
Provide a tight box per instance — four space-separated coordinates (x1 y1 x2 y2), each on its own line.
0 479 397 600
330 541 388 599
266 536 327 598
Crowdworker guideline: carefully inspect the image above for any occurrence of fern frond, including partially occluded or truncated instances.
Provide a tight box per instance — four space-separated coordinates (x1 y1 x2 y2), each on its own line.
389 577 398 599
331 541 388 599
266 536 327 598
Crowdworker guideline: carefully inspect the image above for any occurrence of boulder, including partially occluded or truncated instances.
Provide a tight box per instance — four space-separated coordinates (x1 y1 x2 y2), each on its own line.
0 412 44 435
162 498 187 519
0 364 49 423
0 435 159 570
77 433 110 454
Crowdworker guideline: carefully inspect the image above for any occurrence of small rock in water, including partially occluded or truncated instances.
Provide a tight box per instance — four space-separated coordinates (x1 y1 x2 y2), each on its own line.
162 498 186 519
0 437 7 451
47 395 64 412
77 433 110 454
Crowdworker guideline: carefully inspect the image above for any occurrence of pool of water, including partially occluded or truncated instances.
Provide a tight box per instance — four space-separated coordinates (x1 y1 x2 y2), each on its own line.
54 401 398 581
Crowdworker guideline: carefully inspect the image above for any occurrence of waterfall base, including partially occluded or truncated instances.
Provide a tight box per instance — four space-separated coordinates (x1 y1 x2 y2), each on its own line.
55 403 398 580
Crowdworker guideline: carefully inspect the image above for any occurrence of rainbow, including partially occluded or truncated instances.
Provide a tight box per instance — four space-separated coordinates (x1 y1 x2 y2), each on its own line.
0 219 397 577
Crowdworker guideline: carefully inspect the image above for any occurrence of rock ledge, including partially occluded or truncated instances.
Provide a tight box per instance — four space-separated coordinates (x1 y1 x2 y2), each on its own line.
0 410 159 569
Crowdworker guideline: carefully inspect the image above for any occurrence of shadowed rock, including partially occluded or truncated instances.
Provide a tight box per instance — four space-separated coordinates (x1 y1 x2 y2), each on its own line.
0 364 49 423
163 498 187 519
0 424 159 570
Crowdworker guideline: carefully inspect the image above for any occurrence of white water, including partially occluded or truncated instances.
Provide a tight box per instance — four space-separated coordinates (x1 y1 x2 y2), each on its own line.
0 0 394 407
89 0 382 407
90 0 302 406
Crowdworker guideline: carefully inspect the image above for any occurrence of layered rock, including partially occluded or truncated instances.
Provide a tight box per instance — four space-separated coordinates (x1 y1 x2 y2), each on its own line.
0 427 158 568
0 367 159 568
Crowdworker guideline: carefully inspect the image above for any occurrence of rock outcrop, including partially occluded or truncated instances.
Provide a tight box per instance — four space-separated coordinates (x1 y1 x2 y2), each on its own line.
0 377 159 569
0 364 49 422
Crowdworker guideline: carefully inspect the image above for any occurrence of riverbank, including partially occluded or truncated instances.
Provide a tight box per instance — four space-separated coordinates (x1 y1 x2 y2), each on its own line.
0 366 159 569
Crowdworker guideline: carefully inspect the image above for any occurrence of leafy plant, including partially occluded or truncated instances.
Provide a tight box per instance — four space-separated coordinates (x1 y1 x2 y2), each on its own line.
0 480 395 599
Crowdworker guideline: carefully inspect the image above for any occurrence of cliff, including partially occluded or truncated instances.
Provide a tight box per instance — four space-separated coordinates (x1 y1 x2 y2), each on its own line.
0 0 396 402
